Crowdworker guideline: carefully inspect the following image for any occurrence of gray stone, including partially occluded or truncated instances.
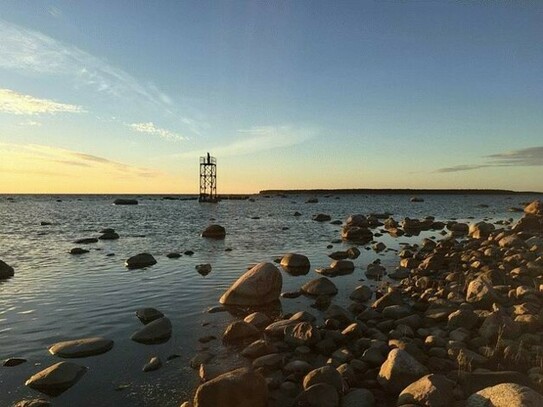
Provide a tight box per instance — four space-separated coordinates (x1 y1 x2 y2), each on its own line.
25 362 87 396
48 337 113 358
131 317 172 344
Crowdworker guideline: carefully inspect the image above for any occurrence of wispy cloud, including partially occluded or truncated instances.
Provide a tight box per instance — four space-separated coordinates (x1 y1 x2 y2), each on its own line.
435 146 543 173
0 19 172 109
0 88 83 115
170 125 315 159
18 120 43 127
0 143 164 179
129 122 187 142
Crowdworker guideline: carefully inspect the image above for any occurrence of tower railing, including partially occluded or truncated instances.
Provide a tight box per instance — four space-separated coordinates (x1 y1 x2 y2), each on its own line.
199 153 218 202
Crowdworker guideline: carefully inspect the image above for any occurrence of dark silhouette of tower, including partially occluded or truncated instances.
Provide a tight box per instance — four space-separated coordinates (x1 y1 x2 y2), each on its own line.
199 153 217 202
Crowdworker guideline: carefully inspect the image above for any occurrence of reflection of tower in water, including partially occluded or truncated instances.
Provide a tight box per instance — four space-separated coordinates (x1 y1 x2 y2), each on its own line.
199 153 218 202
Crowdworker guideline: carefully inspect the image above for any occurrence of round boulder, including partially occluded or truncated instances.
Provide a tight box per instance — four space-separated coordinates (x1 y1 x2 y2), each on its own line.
378 348 429 394
219 262 282 306
25 362 87 396
280 253 310 275
48 337 114 358
202 224 226 239
125 253 157 269
131 317 172 344
301 277 338 296
193 367 268 407
466 383 543 407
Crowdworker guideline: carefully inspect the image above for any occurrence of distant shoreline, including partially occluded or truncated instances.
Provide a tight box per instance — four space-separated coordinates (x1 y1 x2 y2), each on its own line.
259 188 542 195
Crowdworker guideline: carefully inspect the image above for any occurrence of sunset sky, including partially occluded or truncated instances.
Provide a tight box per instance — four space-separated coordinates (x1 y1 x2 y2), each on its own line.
1 1 542 193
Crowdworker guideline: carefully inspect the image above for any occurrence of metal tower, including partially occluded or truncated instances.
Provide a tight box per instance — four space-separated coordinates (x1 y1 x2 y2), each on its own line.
199 152 218 202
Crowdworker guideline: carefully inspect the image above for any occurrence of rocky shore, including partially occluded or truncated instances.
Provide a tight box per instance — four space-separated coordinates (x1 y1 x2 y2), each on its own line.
182 200 543 407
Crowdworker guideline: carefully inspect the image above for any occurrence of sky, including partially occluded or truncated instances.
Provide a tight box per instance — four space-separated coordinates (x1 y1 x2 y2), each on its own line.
0 1 542 193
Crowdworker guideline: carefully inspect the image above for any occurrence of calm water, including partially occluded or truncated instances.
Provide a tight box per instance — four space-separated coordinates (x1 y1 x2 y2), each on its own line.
0 193 540 406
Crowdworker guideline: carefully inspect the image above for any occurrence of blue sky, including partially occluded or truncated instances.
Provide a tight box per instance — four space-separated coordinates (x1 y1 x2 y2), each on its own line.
0 1 542 193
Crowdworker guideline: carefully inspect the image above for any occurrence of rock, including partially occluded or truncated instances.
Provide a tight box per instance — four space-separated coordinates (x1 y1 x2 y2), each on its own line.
330 259 355 275
306 198 319 203
301 277 338 296
295 383 339 407
346 215 368 227
125 253 157 269
222 321 261 344
113 198 138 205
303 365 344 394
479 310 520 340
410 197 424 202
466 383 543 407
136 308 164 324
342 226 373 243
48 337 113 358
3 357 26 367
372 290 404 311
350 285 373 302
377 349 429 394
313 214 332 222
201 225 226 239
341 388 375 407
241 339 278 359
264 319 298 337
99 230 119 240
190 352 215 369
219 262 282 306
284 322 321 347
25 362 87 396
167 252 181 258
365 262 385 279
74 237 98 244
143 356 162 372
524 200 542 215
469 222 495 239
0 259 15 279
294 211 302 216
280 253 310 275
346 247 361 259
196 264 212 276
397 374 455 407
69 248 89 255
458 371 534 395
12 399 51 407
193 367 268 407
243 312 271 328
131 317 172 344
466 276 500 309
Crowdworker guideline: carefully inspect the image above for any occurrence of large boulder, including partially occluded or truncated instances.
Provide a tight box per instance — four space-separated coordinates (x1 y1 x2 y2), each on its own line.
202 225 226 239
397 374 455 406
48 337 113 358
219 262 282 306
303 365 344 394
125 253 157 269
25 362 87 396
193 367 267 407
466 383 543 407
301 277 338 296
0 259 14 279
377 349 429 394
130 317 172 344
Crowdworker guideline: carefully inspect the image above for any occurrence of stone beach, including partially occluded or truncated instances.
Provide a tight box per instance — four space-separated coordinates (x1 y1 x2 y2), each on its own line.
1 194 543 406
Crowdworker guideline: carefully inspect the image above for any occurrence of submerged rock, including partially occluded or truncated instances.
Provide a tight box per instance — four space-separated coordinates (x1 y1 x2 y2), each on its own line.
25 362 87 396
74 237 98 244
125 253 157 269
3 357 26 367
196 264 212 276
143 356 162 372
135 308 164 324
113 198 138 205
280 253 310 275
219 262 282 306
48 337 113 358
70 248 89 255
193 367 268 407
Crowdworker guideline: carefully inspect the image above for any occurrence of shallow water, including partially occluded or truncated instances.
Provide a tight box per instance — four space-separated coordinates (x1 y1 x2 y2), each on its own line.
0 193 540 406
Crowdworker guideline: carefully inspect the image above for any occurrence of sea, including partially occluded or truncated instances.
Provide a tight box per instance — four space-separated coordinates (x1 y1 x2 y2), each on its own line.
0 193 541 406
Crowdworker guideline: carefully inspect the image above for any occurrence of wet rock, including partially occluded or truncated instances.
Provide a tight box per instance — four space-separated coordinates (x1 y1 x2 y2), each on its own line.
469 222 495 239
222 321 260 344
295 383 339 407
193 367 268 407
201 225 226 239
184 250 195 255
190 352 215 369
99 230 119 240
74 237 98 244
342 226 373 244
243 312 271 329
466 383 543 407
301 277 338 296
313 214 331 222
280 253 310 275
264 319 298 338
3 357 26 367
136 308 164 324
365 262 385 279
70 247 90 255
167 252 181 258
410 197 424 202
113 198 138 205
241 339 278 359
131 317 172 344
350 285 373 302
48 337 113 358
141 356 161 374
377 349 429 394
196 264 212 276
397 374 455 407
284 322 321 347
346 247 361 259
125 253 157 269
219 262 282 306
0 260 14 279
25 362 87 396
